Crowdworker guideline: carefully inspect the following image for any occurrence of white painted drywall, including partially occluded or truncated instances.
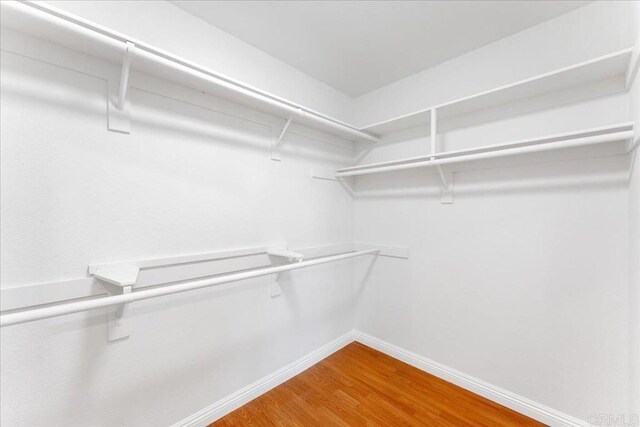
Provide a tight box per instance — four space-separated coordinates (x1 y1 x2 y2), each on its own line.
0 23 358 425
44 0 355 123
353 105 632 422
628 1 640 418
355 1 635 128
629 84 640 427
169 0 590 97
352 2 636 421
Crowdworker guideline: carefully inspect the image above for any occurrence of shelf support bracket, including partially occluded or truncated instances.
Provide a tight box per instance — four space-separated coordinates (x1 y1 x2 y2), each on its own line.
272 108 303 161
435 164 448 188
429 108 453 204
267 245 304 296
90 264 139 342
336 176 355 197
108 41 136 134
277 116 295 147
353 145 374 164
438 170 454 204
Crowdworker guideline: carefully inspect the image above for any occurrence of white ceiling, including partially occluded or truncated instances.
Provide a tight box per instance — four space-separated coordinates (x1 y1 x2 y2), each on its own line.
170 1 591 97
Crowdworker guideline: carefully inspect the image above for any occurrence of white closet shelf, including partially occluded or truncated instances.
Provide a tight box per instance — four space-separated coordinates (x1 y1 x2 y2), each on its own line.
0 1 378 144
0 248 382 329
361 49 634 135
336 122 635 177
3 3 635 145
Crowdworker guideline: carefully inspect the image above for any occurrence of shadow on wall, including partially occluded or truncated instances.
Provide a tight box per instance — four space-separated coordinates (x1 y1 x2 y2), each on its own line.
1 265 360 424
367 78 625 149
1 51 354 166
133 88 353 164
438 78 625 135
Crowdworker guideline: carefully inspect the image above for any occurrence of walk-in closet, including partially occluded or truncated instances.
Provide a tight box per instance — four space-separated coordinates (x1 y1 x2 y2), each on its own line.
1 1 639 426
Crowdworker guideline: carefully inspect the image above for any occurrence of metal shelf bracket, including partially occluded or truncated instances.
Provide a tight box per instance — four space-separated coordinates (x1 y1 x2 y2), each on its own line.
108 41 136 134
267 245 304 296
271 108 303 161
438 169 454 204
90 264 139 342
430 108 454 204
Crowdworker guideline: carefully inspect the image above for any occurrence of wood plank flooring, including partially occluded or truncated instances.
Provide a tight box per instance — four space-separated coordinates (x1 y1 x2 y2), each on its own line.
212 342 545 426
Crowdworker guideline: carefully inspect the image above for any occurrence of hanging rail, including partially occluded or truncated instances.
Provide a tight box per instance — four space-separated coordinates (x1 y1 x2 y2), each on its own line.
336 124 634 177
6 1 378 143
0 249 379 328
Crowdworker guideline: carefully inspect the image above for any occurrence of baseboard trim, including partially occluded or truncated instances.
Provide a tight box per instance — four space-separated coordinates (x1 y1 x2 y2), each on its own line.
174 329 587 427
172 331 356 427
353 331 587 427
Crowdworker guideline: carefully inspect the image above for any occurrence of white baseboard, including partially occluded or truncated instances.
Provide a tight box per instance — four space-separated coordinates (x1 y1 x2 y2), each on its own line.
174 329 587 427
353 331 587 427
172 331 356 427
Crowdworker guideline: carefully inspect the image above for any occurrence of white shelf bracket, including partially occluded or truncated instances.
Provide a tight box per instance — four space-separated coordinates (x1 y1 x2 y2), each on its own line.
429 108 453 204
336 176 355 197
438 170 454 204
277 116 295 147
108 41 136 134
435 164 448 188
353 145 374 164
267 245 304 296
271 108 303 161
90 264 139 342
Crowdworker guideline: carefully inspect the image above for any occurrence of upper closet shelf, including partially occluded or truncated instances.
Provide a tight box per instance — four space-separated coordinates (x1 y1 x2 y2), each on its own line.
336 122 635 177
361 48 635 135
0 1 378 144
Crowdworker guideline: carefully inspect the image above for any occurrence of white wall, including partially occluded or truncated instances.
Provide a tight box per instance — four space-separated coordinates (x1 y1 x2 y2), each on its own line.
0 22 357 426
353 105 632 422
628 1 640 418
45 0 355 123
352 1 637 421
630 86 640 423
354 0 634 128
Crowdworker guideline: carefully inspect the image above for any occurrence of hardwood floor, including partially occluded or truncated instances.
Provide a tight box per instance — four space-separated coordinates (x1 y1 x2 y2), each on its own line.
212 342 545 426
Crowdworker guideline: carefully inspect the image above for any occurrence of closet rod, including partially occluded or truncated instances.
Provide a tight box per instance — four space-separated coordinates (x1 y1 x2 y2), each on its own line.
13 1 378 143
0 249 379 328
336 130 634 177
